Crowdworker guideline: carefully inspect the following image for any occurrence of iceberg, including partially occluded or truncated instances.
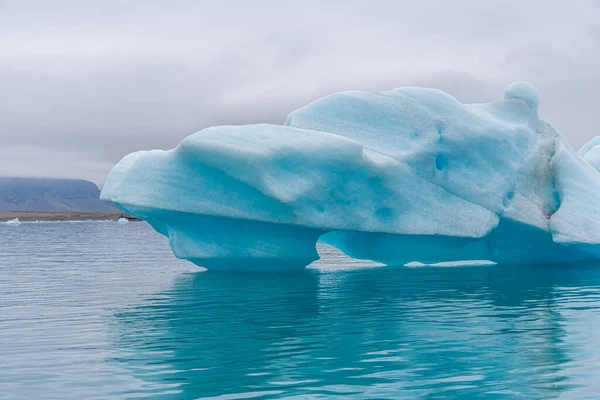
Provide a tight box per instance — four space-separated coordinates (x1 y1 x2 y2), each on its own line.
101 82 600 269
117 217 129 224
5 218 21 225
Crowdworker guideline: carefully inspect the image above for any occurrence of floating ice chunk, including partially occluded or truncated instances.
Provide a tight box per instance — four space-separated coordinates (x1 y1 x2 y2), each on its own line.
5 218 21 225
405 260 496 268
101 82 600 270
117 217 129 223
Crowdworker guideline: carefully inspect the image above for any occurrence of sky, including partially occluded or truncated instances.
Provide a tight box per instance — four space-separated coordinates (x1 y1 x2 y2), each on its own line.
1 0 600 184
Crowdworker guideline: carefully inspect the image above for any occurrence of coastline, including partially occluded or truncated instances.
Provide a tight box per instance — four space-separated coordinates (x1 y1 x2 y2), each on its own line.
0 211 142 222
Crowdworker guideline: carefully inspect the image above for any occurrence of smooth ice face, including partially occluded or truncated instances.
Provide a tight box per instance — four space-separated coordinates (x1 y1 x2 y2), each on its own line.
101 82 600 269
580 137 600 172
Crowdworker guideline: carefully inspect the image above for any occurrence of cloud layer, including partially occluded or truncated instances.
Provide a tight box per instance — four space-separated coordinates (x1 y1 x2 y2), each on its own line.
1 0 599 183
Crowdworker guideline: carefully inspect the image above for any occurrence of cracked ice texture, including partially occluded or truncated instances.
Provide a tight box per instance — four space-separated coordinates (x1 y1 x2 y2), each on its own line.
101 82 600 269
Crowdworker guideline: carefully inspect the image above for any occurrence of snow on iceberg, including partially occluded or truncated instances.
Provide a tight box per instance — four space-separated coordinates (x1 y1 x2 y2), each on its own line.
101 82 600 269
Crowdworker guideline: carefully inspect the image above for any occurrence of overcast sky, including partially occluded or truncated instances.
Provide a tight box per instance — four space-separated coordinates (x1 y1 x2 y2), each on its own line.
1 0 599 183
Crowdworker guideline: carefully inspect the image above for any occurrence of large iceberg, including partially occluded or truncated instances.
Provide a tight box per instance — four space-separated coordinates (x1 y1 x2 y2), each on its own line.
101 82 600 269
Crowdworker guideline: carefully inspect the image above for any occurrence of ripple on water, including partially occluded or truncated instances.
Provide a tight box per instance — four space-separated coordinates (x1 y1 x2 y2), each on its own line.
1 222 600 399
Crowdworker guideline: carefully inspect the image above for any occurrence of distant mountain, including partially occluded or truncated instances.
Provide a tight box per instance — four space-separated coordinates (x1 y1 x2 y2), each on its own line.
0 178 118 211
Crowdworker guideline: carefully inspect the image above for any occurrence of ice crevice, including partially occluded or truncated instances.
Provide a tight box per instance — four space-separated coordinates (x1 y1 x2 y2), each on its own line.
101 81 600 270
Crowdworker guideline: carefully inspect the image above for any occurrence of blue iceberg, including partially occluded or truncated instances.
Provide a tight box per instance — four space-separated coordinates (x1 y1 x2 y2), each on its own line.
101 82 600 269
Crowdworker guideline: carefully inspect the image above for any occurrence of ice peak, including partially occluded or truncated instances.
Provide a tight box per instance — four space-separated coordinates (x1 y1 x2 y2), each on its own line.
504 81 540 112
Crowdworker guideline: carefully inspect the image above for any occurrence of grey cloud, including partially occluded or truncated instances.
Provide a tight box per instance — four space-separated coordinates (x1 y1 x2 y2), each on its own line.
1 0 600 183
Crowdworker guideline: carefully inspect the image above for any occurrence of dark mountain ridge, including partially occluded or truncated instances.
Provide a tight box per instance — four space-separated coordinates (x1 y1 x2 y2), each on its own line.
0 177 118 211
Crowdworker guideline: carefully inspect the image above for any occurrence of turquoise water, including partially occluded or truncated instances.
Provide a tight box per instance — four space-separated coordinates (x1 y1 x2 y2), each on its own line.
1 222 600 399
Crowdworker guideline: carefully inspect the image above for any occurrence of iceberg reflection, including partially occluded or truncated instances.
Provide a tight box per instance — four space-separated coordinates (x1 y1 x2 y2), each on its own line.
111 262 600 398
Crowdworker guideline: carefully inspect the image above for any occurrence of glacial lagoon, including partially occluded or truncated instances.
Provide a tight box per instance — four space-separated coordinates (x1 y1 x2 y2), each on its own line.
2 221 600 398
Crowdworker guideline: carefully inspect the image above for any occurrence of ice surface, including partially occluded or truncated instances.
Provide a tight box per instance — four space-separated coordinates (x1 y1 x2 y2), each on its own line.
580 136 600 172
101 82 600 269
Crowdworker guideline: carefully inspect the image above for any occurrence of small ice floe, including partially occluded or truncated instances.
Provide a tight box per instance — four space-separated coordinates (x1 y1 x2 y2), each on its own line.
405 260 497 268
117 217 129 224
5 218 21 225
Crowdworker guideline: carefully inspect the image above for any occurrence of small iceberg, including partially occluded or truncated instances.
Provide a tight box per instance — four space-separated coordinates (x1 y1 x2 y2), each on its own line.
117 217 129 224
5 218 21 225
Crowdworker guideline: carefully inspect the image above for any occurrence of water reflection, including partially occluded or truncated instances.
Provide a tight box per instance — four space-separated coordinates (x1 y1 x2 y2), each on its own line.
112 261 600 399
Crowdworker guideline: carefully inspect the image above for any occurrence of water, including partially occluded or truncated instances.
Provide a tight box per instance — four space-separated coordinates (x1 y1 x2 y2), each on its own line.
1 222 600 399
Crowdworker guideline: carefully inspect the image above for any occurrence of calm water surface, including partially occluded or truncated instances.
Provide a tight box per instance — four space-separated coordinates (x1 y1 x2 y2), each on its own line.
1 222 600 399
